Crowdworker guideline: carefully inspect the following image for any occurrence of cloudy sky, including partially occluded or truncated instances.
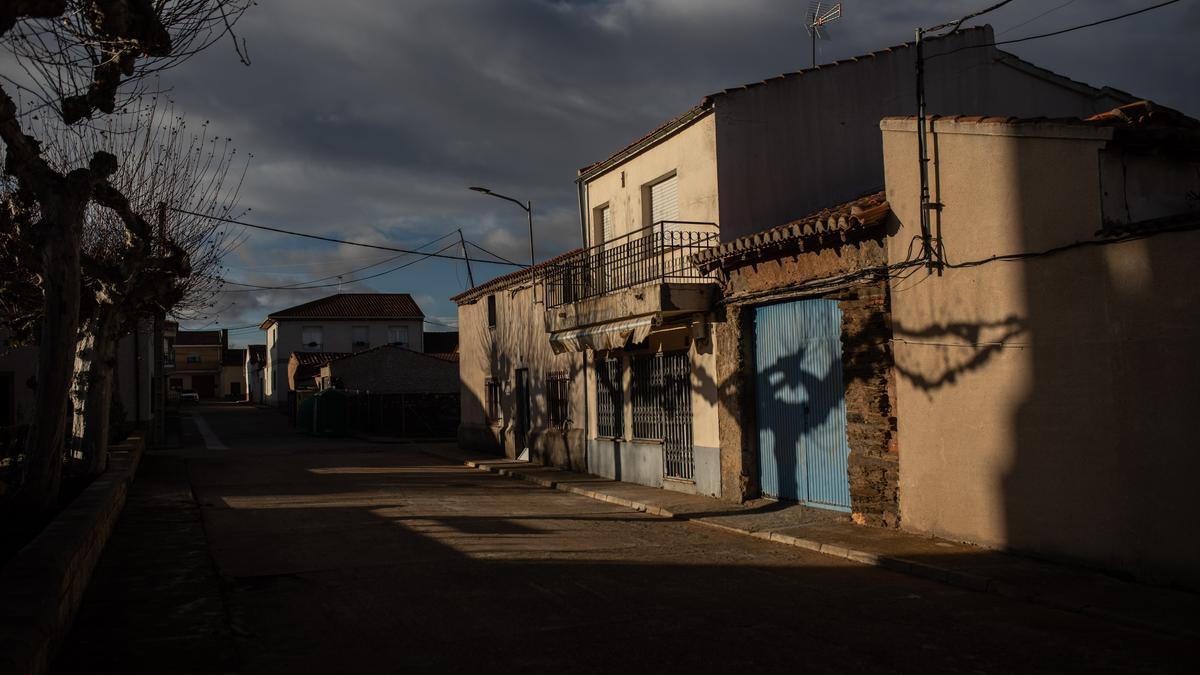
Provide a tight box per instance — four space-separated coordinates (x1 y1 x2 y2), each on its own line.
155 0 1199 346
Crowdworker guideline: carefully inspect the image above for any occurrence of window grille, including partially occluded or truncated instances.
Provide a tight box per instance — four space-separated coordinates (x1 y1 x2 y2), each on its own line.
631 351 693 480
485 378 501 422
547 372 570 427
595 356 622 438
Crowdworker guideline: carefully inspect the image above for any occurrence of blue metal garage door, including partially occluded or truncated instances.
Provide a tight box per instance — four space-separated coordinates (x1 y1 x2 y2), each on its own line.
754 299 851 511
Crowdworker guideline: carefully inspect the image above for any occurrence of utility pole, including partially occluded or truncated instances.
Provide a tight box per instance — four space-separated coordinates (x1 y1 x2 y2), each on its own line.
458 228 475 287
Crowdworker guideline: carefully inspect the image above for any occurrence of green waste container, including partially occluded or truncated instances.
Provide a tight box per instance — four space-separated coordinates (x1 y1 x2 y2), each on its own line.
313 389 348 437
297 394 316 433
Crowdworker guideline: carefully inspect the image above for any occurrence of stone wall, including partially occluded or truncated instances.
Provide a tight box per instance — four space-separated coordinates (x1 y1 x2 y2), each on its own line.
838 281 899 527
714 227 900 526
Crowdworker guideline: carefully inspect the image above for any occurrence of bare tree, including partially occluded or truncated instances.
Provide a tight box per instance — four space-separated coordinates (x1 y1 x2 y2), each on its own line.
0 0 250 514
62 99 247 473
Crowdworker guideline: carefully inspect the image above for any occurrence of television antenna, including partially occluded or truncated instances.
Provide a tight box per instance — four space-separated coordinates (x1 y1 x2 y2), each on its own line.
805 2 843 68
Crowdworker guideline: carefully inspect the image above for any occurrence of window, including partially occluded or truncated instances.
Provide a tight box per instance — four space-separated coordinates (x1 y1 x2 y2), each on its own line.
387 325 409 346
302 326 323 350
186 354 200 364
485 378 502 423
646 173 679 231
631 351 694 480
547 372 570 426
593 203 613 246
486 294 497 328
595 356 622 438
352 326 369 350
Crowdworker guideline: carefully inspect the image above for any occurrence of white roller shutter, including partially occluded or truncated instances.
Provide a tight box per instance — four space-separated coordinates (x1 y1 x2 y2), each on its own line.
649 175 679 229
601 205 613 244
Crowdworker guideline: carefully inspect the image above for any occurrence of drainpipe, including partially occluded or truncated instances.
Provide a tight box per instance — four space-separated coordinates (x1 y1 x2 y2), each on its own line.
582 350 590 472
576 177 588 248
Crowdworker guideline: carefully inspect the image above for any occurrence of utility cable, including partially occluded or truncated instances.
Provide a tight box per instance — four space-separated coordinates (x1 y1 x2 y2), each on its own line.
219 229 460 291
169 207 527 267
466 240 523 267
929 0 1183 59
214 241 461 292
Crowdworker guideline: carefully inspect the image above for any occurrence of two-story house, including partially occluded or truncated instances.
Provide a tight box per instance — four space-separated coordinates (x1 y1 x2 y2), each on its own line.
465 25 1141 501
259 293 425 406
170 329 225 399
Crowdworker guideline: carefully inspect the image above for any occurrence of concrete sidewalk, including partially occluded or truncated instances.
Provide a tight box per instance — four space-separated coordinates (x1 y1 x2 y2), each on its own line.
423 445 1200 640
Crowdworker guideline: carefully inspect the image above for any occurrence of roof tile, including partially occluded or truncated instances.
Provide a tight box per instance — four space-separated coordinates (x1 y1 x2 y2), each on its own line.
264 293 424 328
693 192 890 270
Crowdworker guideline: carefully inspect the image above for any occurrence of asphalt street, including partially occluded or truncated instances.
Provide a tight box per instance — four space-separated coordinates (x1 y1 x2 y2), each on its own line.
54 403 1193 674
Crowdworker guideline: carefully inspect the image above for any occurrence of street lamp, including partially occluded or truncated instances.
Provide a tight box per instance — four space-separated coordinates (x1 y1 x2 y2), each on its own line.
469 186 535 267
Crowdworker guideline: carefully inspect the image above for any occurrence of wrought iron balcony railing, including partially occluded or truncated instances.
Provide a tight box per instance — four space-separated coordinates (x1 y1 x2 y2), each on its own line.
542 220 719 309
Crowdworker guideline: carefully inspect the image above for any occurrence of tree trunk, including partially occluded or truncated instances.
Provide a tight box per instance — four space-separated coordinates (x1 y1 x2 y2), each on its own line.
16 184 89 513
71 305 122 475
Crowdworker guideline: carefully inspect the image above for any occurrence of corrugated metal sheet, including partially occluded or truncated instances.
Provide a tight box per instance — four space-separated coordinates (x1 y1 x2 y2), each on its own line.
754 299 851 511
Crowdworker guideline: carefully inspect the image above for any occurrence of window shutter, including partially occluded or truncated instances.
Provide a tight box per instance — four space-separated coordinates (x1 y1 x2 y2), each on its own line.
601 205 613 244
649 175 679 228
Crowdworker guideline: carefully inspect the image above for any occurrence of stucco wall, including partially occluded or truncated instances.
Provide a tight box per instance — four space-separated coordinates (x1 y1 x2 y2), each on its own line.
457 282 586 467
583 112 718 245
882 118 1200 585
714 27 1130 241
264 319 423 404
324 347 457 394
580 323 722 497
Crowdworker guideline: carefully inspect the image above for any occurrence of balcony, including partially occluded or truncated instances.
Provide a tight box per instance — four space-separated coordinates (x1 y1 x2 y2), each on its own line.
541 221 720 344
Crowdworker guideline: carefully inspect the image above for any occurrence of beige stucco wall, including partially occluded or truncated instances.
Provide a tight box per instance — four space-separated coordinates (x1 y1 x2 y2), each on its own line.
457 281 586 463
264 319 423 404
882 118 1200 585
583 112 718 246
713 27 1130 241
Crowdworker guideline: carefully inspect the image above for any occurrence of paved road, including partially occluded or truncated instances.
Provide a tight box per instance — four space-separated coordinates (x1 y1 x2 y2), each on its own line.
56 404 1191 674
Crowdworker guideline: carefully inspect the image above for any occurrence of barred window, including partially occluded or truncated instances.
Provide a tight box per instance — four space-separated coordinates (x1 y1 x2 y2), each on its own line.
595 356 622 438
547 372 570 426
485 378 501 422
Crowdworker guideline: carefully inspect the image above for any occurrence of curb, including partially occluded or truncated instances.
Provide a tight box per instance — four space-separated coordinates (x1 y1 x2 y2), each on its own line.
0 436 146 675
424 448 1197 640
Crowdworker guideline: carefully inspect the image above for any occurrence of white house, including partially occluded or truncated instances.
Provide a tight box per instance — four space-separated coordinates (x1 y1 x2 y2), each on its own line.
259 293 426 406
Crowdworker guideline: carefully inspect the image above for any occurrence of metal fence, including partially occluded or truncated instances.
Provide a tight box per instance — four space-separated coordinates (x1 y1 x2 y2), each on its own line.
343 391 460 438
543 221 719 308
595 357 623 438
631 351 694 480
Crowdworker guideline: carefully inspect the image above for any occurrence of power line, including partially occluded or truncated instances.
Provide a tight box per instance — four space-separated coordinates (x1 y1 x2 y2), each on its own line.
169 207 527 267
931 0 1183 59
996 0 1079 36
220 229 461 291
466 240 523 267
214 241 461 292
927 0 1017 35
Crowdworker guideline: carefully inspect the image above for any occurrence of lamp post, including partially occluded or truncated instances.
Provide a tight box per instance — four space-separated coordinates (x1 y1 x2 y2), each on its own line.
469 186 535 267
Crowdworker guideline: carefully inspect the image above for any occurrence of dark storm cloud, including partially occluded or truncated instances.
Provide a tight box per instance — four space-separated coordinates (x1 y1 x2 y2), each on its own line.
151 0 1198 340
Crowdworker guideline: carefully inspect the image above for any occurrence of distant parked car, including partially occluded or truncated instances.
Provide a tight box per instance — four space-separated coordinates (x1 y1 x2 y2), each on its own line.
180 389 200 403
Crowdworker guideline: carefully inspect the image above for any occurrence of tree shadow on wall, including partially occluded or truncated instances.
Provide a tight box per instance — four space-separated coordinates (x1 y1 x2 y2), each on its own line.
892 315 1027 392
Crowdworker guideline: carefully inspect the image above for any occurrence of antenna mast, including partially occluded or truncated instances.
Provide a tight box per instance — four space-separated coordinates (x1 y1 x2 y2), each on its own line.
805 2 843 68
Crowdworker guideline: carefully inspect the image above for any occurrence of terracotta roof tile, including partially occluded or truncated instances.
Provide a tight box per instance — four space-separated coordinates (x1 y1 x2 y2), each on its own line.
263 293 423 328
290 351 351 367
451 248 583 304
693 192 890 270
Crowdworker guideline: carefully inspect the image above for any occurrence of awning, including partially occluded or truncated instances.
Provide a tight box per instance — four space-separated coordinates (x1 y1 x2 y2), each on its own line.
549 316 655 354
